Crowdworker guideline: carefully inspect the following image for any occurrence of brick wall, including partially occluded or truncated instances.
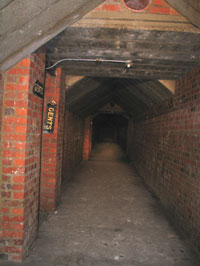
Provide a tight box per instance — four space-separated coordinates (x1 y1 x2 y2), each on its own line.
40 68 65 212
0 72 3 136
0 72 4 261
99 0 179 15
0 49 46 261
0 71 3 174
127 67 200 254
83 117 92 160
148 0 179 15
62 110 84 180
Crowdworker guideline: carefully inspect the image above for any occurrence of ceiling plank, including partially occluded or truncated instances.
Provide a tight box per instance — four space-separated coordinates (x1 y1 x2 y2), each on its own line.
77 93 114 118
62 67 184 80
113 95 139 116
49 29 200 46
66 77 111 106
165 0 200 28
118 80 158 106
0 0 106 70
68 82 114 112
47 27 200 79
0 0 14 9
65 77 173 117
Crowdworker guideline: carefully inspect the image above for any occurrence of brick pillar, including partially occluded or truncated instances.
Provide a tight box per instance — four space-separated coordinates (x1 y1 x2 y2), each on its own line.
83 117 92 160
0 50 46 262
0 71 3 155
40 68 65 212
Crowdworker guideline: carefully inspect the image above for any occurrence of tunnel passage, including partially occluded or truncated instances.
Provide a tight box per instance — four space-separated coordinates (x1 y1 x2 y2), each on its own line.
62 71 200 262
2 62 200 262
92 113 128 151
1 0 200 263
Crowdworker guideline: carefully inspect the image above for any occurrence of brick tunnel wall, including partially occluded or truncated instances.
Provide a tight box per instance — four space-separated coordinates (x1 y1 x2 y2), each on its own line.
127 67 200 253
40 69 65 212
97 0 179 15
0 50 46 261
0 72 3 145
0 72 3 177
62 110 84 181
83 117 92 161
0 73 3 251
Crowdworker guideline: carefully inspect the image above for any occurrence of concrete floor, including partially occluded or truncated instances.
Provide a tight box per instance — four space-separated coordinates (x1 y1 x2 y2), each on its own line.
3 142 200 266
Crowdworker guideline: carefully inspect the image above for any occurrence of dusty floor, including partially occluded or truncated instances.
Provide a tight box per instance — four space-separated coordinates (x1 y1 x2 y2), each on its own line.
3 142 200 266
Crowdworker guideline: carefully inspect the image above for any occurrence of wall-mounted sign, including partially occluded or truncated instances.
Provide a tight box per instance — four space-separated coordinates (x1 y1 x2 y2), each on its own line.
43 101 57 133
33 80 44 98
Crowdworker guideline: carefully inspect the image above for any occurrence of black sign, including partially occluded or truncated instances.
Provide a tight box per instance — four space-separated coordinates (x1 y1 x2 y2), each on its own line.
43 101 57 134
33 80 44 98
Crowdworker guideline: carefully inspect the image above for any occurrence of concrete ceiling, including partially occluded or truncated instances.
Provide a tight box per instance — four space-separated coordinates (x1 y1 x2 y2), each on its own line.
66 77 172 117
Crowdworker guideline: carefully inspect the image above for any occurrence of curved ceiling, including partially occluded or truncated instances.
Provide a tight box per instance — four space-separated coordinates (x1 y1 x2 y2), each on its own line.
66 77 172 117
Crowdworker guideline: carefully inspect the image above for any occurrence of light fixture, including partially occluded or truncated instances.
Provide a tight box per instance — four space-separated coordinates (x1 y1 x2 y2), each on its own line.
126 60 133 69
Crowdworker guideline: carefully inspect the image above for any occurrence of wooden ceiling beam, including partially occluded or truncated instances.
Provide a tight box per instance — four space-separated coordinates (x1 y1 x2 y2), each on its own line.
62 67 183 80
118 80 158 106
47 25 200 79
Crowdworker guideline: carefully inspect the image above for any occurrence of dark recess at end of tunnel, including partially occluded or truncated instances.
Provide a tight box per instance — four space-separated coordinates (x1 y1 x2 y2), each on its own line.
92 113 128 151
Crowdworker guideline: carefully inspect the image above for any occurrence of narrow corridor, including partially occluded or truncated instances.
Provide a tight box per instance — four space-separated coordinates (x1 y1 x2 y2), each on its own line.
4 143 199 266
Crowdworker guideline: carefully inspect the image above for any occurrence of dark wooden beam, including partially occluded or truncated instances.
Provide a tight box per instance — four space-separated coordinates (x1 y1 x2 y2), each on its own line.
62 67 183 80
113 95 138 116
66 77 111 106
47 27 200 79
118 79 172 106
165 0 200 28
68 82 114 113
118 80 158 106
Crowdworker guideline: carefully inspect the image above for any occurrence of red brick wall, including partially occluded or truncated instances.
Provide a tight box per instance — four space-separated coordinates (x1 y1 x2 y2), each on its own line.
127 67 200 253
0 71 3 161
0 49 46 261
83 117 92 161
40 68 65 212
62 110 84 180
149 0 179 15
101 0 179 15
